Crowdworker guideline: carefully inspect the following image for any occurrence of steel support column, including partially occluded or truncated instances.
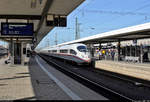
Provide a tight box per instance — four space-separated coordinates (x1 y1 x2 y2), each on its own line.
117 39 121 61
140 44 143 63
10 38 14 65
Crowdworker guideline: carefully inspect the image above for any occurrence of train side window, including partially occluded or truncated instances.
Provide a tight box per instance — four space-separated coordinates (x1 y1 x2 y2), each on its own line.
60 50 63 53
70 49 77 55
52 50 57 53
60 49 68 53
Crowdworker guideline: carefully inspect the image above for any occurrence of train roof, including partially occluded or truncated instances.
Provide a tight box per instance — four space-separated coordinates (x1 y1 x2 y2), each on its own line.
45 43 85 48
41 43 86 51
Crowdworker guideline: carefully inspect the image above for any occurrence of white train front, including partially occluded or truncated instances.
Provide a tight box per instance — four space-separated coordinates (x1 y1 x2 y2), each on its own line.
39 43 91 65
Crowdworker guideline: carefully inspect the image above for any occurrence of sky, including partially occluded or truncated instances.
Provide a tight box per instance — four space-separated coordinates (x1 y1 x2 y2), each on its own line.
1 0 150 48
36 0 150 49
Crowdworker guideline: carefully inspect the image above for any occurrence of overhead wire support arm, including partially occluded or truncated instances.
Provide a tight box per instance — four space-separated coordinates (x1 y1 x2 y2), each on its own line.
34 0 54 46
83 9 150 16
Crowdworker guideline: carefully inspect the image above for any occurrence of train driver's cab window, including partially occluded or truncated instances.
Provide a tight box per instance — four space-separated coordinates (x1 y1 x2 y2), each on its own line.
70 49 77 55
77 46 88 52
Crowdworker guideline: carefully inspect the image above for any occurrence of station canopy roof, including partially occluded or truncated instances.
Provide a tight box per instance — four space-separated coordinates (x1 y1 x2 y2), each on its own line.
57 22 150 46
0 0 84 46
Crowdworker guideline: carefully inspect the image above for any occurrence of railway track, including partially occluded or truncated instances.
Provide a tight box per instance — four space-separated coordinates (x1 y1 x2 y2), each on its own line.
39 54 141 101
92 68 150 88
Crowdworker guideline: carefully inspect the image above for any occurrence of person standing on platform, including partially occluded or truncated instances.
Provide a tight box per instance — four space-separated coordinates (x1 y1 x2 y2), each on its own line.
99 50 102 60
111 49 115 61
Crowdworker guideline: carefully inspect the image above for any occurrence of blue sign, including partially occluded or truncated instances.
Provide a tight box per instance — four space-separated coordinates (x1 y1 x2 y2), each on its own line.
1 23 33 36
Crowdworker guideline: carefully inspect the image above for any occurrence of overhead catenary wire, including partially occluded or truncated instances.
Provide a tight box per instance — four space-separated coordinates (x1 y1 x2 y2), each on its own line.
83 9 150 16
71 0 96 19
100 2 150 25
72 0 150 35
43 0 150 47
83 1 150 33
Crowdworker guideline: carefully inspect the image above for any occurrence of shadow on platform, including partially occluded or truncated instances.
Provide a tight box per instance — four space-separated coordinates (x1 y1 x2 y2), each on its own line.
0 76 30 81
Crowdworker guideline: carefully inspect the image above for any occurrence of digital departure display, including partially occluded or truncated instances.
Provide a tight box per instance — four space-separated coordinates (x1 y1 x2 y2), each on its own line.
1 23 33 36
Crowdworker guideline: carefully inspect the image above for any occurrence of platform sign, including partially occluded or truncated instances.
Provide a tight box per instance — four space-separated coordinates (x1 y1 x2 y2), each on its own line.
46 15 67 27
1 23 33 36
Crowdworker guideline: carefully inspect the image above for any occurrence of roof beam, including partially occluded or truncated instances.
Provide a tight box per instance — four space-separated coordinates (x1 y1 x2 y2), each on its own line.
0 15 41 20
114 30 150 38
35 0 54 36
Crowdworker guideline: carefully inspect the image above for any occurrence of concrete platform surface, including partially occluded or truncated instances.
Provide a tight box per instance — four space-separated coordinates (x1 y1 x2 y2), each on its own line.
0 56 108 100
95 60 150 81
0 57 35 100
30 55 108 100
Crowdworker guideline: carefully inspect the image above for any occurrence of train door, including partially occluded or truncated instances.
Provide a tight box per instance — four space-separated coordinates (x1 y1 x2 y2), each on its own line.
14 43 21 64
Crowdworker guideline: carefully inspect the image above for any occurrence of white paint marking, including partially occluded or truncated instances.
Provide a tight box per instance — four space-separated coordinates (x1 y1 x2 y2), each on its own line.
35 56 82 100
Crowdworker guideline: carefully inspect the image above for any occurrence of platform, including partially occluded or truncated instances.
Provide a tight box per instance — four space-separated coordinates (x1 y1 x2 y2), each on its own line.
95 60 150 81
30 55 108 100
0 57 35 100
0 56 108 100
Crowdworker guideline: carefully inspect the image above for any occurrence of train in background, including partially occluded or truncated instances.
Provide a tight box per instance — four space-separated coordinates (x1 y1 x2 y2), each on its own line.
38 43 91 65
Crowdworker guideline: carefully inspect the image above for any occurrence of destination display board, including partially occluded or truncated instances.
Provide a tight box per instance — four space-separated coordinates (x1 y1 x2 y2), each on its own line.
1 23 33 36
46 15 67 27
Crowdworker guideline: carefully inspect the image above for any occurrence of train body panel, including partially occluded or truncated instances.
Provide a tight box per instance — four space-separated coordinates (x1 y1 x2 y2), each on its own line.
39 43 91 64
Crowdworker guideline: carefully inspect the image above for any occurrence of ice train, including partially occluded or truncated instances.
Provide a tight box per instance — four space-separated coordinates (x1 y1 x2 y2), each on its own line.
39 43 91 65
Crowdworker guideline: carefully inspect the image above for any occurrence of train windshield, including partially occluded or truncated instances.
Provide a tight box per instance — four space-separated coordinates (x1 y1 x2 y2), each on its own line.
77 46 88 52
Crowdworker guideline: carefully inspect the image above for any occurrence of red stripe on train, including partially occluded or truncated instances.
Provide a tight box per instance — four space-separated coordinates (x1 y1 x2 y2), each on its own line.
50 53 91 63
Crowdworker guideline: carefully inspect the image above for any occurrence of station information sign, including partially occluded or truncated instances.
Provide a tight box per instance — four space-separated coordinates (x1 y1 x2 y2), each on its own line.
46 15 67 27
1 23 33 36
